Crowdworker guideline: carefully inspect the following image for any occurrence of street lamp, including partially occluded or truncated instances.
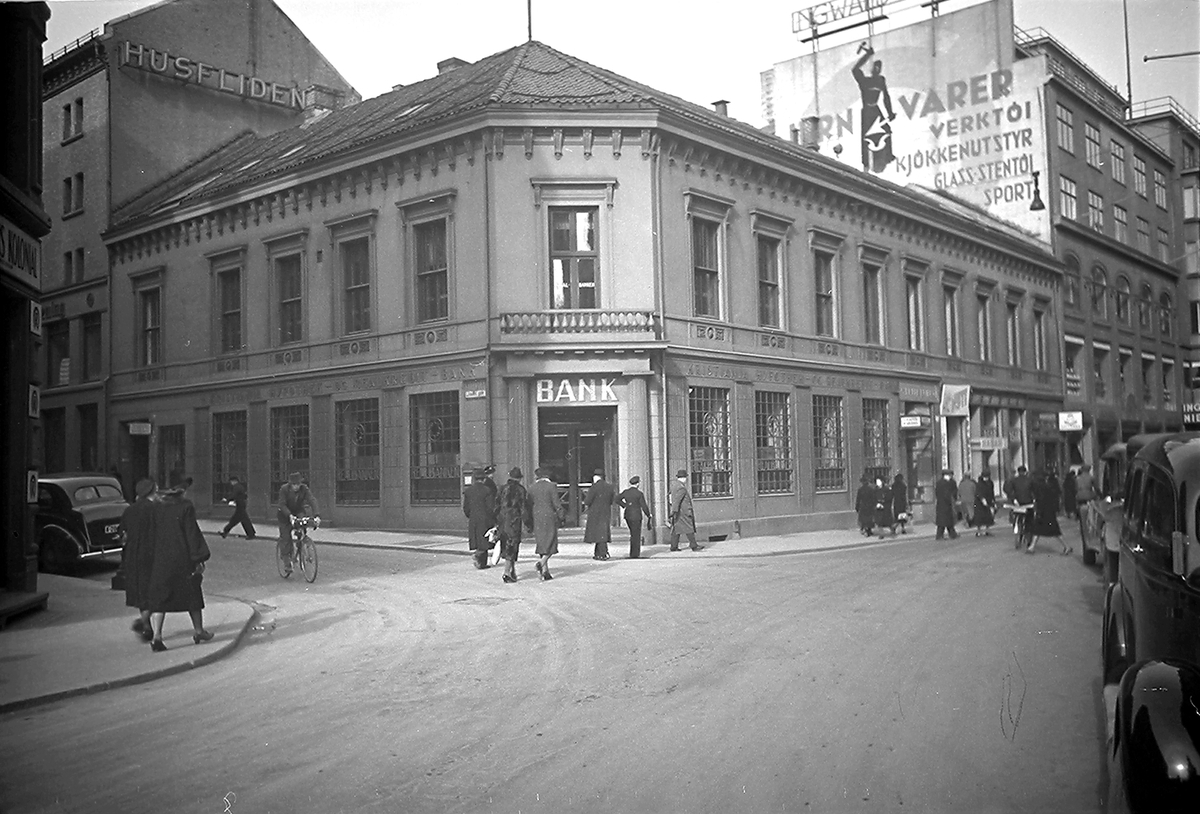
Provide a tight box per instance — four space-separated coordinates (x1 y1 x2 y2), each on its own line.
1030 170 1046 211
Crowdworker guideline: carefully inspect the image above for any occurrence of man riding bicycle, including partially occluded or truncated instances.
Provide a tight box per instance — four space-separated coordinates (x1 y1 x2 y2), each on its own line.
1005 465 1035 542
277 471 319 577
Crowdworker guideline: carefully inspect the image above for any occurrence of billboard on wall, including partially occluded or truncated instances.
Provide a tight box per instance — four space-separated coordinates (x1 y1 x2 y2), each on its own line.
764 0 1051 239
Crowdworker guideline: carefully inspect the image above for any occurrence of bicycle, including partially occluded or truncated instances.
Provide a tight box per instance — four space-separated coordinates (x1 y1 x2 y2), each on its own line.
1008 503 1034 551
278 515 319 583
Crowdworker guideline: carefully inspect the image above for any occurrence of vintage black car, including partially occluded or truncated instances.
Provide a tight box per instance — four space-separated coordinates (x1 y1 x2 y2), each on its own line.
34 474 129 573
1102 433 1200 812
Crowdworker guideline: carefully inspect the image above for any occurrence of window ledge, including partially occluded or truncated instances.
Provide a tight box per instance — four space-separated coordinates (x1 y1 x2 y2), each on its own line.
60 133 84 147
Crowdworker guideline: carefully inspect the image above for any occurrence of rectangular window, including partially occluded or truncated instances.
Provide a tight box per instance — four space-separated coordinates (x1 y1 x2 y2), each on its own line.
1087 191 1104 232
82 313 101 381
863 398 891 486
862 260 883 344
1163 360 1176 408
62 251 72 286
62 177 72 216
1142 356 1155 405
905 274 925 351
46 321 70 387
1134 155 1147 197
71 172 83 212
1055 103 1074 152
1154 169 1167 209
755 391 792 494
1111 140 1126 184
691 218 721 318
757 234 781 328
139 288 161 367
340 236 371 334
410 391 461 504
73 98 83 137
1120 348 1133 393
61 103 72 142
1191 300 1200 335
550 207 599 310
977 292 992 362
1158 228 1171 263
1114 205 1128 243
814 249 836 337
42 409 65 472
1006 301 1020 366
1065 338 1083 396
943 285 959 357
1033 308 1047 371
217 268 242 354
211 411 248 504
270 405 311 498
74 247 84 282
415 218 450 321
335 398 380 505
1059 176 1077 220
276 254 303 344
1085 123 1102 168
1137 218 1151 252
688 386 732 497
158 425 185 489
1185 185 1199 220
1093 345 1109 400
812 395 846 492
78 403 98 472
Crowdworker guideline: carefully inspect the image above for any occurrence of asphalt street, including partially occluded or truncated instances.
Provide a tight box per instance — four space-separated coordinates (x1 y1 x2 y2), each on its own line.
1 524 1108 814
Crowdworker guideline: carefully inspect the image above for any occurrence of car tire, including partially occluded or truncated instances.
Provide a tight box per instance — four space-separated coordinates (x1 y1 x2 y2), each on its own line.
38 528 78 574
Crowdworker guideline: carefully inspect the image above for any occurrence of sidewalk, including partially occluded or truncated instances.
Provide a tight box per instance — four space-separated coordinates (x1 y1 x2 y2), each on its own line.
1 519 946 713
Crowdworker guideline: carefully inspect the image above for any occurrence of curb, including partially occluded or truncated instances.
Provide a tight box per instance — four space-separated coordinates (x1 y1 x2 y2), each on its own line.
0 602 259 715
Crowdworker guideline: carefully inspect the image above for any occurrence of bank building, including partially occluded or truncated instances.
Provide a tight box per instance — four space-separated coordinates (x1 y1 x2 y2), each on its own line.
95 37 1063 536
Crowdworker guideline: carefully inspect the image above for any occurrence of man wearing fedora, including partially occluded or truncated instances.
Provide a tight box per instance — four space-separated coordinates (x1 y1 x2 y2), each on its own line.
496 467 533 582
934 468 959 540
463 467 497 569
583 468 616 560
277 471 320 577
669 469 704 552
618 476 652 558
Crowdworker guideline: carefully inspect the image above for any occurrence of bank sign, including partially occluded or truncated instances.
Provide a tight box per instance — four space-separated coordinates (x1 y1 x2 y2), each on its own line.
763 0 1051 239
0 213 41 294
119 41 303 110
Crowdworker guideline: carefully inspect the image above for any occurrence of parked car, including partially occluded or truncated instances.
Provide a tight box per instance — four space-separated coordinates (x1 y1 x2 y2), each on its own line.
34 473 129 573
1102 433 1200 812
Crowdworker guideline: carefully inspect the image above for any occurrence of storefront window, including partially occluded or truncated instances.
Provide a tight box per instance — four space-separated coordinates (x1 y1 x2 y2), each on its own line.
813 395 845 492
755 391 792 494
270 405 310 498
410 391 460 504
335 398 380 505
212 411 247 504
158 424 186 487
863 398 891 485
689 387 732 497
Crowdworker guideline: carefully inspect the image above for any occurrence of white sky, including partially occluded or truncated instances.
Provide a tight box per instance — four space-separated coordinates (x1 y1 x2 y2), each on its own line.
35 0 1200 126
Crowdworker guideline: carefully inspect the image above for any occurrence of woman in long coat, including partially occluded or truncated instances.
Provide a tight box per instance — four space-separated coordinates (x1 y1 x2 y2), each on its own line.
872 478 894 536
529 468 563 580
855 476 875 536
495 468 533 583
1027 470 1068 555
973 471 996 535
890 474 910 533
146 485 212 651
934 469 959 539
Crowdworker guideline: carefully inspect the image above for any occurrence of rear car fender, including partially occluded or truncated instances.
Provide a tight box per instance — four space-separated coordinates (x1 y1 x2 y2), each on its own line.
1110 660 1200 813
1104 582 1130 684
41 523 84 556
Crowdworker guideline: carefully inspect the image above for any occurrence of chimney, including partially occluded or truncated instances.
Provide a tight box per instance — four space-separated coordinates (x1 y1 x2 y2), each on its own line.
301 84 345 126
437 57 470 74
800 116 821 150
712 99 729 117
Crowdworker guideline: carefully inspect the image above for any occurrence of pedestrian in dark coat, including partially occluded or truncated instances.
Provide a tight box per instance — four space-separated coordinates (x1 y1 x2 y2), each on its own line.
1028 470 1068 555
584 469 616 560
1062 468 1078 519
873 477 894 536
219 475 256 539
669 470 703 551
529 467 563 580
146 480 212 651
890 474 910 533
463 468 497 569
934 469 959 540
121 478 157 641
496 468 533 583
973 471 996 535
618 476 652 558
855 475 875 536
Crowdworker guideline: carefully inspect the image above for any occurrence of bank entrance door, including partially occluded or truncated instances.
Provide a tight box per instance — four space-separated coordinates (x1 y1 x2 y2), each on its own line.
538 406 616 527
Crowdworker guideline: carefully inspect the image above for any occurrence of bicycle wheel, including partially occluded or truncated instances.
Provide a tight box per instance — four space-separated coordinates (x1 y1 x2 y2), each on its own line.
300 535 318 583
277 539 293 579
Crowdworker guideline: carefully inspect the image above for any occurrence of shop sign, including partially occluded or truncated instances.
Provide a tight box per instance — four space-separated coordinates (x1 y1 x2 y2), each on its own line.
464 388 487 399
27 469 39 504
536 378 618 404
1058 411 1083 432
120 42 303 110
0 213 41 293
29 302 42 336
27 385 40 418
899 415 928 429
1007 427 1022 445
1183 403 1200 429
940 384 970 416
970 436 1007 450
128 421 153 436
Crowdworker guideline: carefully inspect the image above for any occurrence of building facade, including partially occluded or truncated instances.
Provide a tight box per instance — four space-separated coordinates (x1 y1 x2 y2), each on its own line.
38 0 357 488
101 41 1062 536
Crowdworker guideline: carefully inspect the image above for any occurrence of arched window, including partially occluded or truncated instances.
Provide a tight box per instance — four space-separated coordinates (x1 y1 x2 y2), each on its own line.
1160 291 1174 337
1114 276 1131 324
1139 282 1153 330
1090 266 1108 319
1064 255 1081 308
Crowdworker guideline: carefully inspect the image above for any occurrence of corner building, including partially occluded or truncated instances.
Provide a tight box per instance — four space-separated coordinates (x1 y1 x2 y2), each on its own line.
103 42 1061 535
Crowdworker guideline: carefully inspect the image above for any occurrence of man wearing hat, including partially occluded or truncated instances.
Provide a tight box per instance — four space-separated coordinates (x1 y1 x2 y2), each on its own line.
463 468 497 569
583 468 616 560
529 467 563 580
934 468 959 540
277 472 320 577
669 469 704 552
495 467 533 582
618 476 652 558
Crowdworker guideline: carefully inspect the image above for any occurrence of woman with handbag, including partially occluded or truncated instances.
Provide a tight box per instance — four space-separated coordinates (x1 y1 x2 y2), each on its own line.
890 473 910 534
145 478 213 651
